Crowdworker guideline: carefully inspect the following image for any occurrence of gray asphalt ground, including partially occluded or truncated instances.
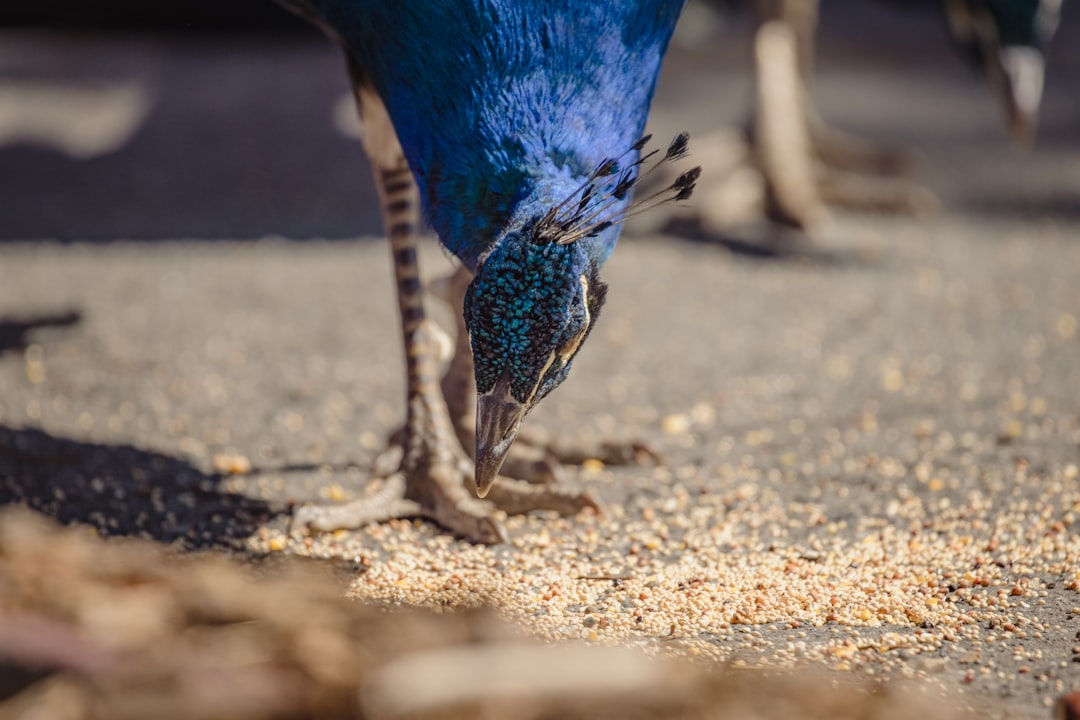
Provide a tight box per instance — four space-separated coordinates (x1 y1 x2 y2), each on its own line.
2 2 1080 718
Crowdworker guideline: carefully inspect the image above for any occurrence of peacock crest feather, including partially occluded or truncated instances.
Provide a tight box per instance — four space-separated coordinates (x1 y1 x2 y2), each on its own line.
528 132 702 246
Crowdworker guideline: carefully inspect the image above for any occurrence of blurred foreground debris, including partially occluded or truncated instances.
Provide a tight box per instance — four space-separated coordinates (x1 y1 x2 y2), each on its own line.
0 508 967 720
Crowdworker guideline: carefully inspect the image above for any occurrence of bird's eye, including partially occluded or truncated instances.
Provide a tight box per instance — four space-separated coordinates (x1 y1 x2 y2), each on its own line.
557 276 592 364
558 317 589 364
529 272 601 406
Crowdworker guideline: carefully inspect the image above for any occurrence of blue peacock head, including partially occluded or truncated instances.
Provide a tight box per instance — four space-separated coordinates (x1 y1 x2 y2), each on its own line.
464 133 701 495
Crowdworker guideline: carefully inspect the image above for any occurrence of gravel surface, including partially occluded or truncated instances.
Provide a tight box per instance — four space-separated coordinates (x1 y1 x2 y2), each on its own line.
2 3 1080 718
0 509 966 720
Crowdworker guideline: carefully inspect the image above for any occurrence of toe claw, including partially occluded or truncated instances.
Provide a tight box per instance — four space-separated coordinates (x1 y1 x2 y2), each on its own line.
468 516 508 545
373 440 405 479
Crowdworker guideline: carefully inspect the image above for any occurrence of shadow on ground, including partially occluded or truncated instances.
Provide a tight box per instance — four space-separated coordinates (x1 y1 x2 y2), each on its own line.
0 426 280 548
0 311 82 355
656 216 883 265
0 35 381 242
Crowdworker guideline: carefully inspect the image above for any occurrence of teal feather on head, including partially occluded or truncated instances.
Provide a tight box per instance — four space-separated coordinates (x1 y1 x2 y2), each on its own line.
463 133 698 497
466 237 602 404
467 132 698 407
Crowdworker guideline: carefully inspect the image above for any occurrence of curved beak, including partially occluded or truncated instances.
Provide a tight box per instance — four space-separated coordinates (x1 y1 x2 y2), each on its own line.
474 374 527 498
998 46 1045 147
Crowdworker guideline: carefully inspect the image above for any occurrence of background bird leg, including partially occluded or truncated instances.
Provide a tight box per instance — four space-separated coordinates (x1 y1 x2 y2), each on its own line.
292 76 499 543
751 0 938 229
293 68 597 542
752 15 828 231
430 266 659 484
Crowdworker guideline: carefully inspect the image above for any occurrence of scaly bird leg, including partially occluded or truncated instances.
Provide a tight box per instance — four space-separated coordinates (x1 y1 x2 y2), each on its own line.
292 69 596 543
750 0 938 230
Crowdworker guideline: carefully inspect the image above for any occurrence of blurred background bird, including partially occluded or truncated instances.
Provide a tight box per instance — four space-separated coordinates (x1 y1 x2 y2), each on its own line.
943 0 1063 146
677 0 1064 235
750 0 1064 231
283 0 697 543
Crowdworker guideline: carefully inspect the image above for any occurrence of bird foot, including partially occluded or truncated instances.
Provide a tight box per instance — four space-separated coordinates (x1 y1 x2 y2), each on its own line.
807 123 939 217
760 140 940 231
808 121 918 178
293 428 599 545
816 166 940 217
506 427 660 483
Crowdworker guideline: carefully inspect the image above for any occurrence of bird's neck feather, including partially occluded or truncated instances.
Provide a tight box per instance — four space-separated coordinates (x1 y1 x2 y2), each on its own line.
320 0 684 268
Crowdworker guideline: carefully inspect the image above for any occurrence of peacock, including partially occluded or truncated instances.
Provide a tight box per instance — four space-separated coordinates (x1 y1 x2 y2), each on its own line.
280 0 698 543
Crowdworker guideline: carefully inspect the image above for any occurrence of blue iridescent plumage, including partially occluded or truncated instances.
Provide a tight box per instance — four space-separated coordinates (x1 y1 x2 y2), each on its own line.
313 0 684 268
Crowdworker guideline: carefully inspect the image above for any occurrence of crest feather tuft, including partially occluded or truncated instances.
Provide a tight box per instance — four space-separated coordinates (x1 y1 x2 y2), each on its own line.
529 133 701 246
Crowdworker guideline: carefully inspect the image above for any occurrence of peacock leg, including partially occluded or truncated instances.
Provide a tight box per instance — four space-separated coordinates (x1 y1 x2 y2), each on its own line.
291 68 596 543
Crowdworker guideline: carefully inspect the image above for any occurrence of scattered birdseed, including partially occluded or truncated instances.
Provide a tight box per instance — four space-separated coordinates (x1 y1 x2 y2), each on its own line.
1057 313 1077 339
4 202 1079 720
661 413 692 435
581 458 606 473
211 452 252 475
23 344 46 385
